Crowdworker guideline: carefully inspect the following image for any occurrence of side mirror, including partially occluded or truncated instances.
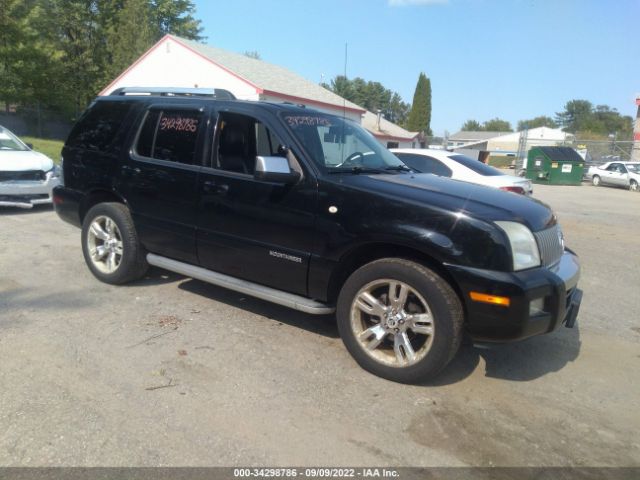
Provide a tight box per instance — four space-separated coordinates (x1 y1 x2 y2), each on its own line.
26 143 34 149
254 156 300 185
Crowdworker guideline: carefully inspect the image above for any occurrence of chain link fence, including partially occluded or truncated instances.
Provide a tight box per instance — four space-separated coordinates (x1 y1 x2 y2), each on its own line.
0 106 73 140
515 135 635 172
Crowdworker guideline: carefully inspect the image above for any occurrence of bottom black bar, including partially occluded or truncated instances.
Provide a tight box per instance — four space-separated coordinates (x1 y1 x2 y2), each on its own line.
0 467 638 480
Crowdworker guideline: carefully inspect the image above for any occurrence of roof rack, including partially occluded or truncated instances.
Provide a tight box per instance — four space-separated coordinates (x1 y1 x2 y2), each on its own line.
109 87 236 100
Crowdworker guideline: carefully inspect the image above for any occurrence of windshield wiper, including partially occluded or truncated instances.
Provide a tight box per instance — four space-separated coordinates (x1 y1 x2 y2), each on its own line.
328 166 386 174
385 165 412 172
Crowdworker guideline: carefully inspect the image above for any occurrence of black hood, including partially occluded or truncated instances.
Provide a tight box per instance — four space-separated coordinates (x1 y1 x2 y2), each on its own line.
336 173 555 232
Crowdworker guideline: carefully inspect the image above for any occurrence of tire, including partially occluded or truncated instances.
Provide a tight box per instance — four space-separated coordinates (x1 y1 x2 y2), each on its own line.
630 180 638 192
592 175 601 186
336 258 463 384
81 202 148 285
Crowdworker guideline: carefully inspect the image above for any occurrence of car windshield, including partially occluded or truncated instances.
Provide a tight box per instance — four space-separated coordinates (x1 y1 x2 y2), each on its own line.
449 154 504 176
281 113 406 173
625 163 640 173
0 127 29 152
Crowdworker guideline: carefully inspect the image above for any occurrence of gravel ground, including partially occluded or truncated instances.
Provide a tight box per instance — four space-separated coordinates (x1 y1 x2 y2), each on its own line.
0 183 638 467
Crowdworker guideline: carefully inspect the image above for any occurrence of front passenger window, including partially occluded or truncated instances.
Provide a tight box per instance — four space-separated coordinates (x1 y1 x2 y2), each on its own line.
214 112 286 175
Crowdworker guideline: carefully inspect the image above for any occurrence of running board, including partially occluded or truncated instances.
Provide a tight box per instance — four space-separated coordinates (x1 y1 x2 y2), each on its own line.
146 254 335 315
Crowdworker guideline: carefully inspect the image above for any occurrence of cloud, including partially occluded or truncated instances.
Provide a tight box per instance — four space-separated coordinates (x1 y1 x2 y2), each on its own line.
388 0 449 6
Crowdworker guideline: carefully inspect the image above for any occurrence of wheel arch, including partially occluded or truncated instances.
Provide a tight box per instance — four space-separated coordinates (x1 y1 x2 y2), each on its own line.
326 242 466 316
79 188 128 223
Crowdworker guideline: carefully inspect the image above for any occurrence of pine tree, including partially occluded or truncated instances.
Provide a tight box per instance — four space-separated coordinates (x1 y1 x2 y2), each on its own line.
407 72 432 135
105 0 155 82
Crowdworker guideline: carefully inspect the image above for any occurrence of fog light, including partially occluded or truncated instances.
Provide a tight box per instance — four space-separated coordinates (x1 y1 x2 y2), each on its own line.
529 298 546 316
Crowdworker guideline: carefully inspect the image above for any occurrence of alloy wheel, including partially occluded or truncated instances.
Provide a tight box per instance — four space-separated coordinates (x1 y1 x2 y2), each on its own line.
350 279 435 368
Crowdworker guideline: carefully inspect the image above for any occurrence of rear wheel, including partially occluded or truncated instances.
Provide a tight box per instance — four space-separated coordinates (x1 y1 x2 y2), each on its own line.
592 175 601 186
630 179 638 192
336 258 463 384
81 203 148 284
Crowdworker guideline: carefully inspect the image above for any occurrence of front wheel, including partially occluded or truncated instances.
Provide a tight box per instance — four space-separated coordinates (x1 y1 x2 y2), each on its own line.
630 179 638 192
81 202 148 285
592 175 601 186
336 258 463 384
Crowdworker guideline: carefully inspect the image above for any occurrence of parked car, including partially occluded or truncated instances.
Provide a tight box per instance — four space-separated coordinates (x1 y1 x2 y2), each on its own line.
0 125 60 208
586 161 640 191
53 87 581 384
391 148 533 195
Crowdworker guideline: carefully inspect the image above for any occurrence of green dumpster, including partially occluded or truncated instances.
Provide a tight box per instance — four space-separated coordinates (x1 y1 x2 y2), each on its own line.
525 147 584 185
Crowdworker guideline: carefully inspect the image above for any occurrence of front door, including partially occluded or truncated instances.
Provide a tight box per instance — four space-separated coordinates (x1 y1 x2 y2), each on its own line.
117 105 207 264
603 163 627 187
196 108 317 296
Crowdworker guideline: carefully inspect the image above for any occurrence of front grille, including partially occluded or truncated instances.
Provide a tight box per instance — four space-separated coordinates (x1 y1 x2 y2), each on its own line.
0 194 49 202
534 224 564 267
0 170 46 182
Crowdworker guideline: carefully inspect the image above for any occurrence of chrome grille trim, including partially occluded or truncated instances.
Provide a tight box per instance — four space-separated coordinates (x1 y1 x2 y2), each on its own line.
534 224 564 267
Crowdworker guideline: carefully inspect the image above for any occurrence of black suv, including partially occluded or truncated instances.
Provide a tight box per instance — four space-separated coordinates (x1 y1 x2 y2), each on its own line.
53 87 582 383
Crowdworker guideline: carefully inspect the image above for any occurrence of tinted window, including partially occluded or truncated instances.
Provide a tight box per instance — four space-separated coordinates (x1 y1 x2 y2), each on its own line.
135 108 202 164
66 101 132 152
607 163 625 173
395 153 452 177
449 154 503 176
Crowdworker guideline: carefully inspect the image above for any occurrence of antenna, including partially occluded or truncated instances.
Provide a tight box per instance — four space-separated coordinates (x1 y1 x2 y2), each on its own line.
343 43 348 118
339 42 348 164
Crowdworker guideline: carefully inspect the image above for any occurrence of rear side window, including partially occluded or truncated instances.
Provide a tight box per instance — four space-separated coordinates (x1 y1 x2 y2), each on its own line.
66 101 132 152
395 153 452 177
135 108 203 164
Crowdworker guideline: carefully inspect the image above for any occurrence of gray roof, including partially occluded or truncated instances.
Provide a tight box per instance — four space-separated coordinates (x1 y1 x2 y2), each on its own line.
175 36 365 112
362 111 418 140
449 131 512 141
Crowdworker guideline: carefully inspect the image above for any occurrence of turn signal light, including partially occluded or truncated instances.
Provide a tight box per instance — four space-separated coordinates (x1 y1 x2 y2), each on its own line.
469 291 511 307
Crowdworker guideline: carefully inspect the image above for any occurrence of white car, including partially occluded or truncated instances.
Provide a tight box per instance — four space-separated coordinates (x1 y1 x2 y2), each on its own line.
587 161 640 191
0 125 60 208
391 148 533 195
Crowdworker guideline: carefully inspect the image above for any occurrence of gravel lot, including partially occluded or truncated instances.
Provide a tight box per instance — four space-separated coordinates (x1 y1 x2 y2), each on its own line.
0 183 638 467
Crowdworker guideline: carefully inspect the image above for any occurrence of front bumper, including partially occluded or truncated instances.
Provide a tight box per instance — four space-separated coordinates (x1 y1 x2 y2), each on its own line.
445 251 582 342
0 176 60 208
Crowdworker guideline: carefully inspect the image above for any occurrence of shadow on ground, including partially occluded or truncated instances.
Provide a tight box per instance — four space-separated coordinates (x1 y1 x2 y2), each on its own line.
127 266 187 287
126 270 582 382
0 204 54 216
428 324 582 385
177 278 339 339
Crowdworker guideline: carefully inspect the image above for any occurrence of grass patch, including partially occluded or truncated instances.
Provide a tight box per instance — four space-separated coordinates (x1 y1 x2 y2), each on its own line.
21 137 64 163
487 155 514 168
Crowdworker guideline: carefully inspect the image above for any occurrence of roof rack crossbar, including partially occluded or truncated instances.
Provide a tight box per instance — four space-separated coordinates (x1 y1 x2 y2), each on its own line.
110 87 236 100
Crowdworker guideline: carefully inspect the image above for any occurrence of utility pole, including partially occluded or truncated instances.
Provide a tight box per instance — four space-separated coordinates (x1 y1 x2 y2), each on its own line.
633 95 640 160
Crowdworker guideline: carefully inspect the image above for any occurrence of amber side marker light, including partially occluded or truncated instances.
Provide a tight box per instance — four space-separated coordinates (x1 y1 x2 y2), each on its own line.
469 291 511 307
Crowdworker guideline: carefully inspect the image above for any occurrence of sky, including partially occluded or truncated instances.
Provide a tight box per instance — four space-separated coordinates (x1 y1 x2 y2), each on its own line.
192 0 639 135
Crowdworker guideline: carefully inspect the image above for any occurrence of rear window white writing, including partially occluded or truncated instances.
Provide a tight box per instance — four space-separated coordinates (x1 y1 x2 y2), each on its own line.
285 116 332 127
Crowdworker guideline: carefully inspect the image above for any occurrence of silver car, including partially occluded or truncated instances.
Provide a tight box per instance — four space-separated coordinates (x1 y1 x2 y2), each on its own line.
0 125 61 208
587 161 640 192
391 148 533 195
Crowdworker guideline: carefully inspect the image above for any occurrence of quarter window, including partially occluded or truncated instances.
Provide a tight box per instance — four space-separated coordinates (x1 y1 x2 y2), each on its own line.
135 109 202 164
66 101 132 152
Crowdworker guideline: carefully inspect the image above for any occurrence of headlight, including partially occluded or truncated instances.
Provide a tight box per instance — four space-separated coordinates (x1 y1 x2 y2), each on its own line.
495 221 540 271
47 164 61 179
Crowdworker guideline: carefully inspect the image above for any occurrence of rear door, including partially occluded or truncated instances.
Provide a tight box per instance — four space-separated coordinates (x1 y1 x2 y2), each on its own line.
196 107 316 296
117 104 207 264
